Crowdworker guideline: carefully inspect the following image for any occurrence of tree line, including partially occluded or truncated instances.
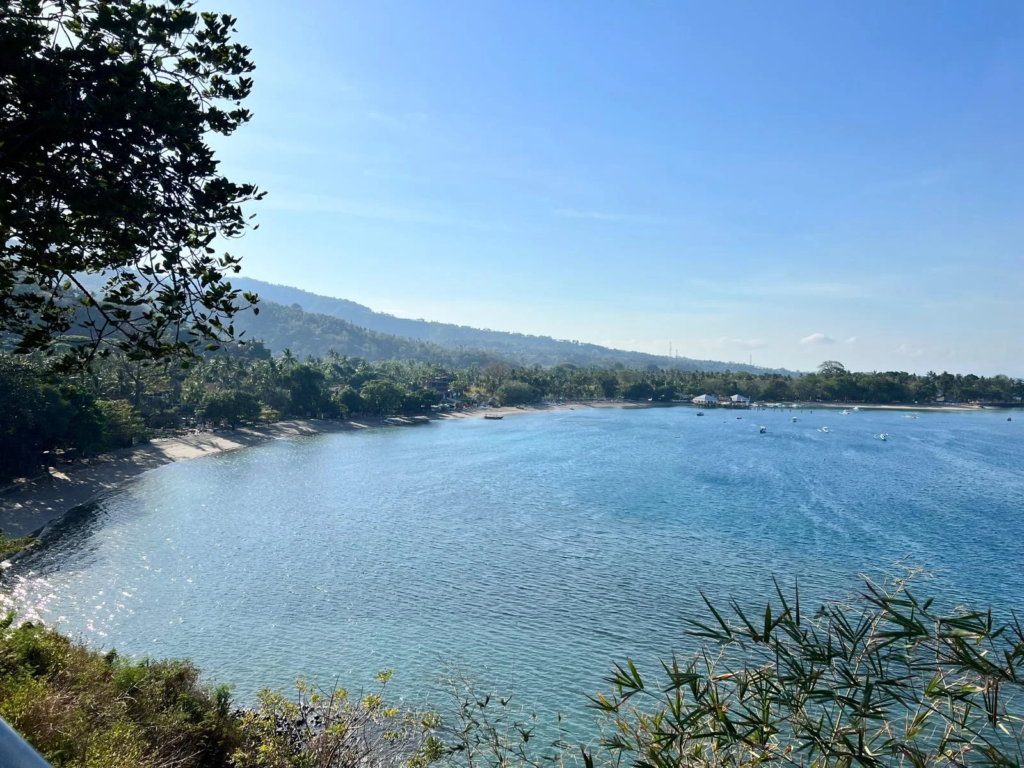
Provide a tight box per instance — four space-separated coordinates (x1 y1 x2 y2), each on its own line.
4 349 1021 483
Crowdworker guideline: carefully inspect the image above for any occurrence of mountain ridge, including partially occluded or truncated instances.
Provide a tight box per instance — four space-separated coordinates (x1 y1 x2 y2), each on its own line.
233 277 795 374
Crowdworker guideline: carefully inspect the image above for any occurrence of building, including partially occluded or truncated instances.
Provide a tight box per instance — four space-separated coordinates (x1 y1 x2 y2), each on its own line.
729 394 751 407
692 394 718 406
425 376 454 399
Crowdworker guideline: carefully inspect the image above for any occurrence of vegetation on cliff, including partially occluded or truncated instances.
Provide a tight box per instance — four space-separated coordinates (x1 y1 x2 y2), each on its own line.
4 571 1024 767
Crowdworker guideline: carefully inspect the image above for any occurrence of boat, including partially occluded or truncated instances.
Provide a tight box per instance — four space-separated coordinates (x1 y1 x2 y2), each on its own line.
484 414 504 420
877 433 888 441
853 407 860 412
841 409 850 415
736 416 742 420
759 426 767 434
818 426 830 433
696 412 704 417
791 417 798 422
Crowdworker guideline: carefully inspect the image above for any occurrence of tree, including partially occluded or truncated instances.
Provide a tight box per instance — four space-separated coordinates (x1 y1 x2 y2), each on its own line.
596 372 618 398
360 379 406 415
496 380 535 406
589 570 1024 767
622 381 654 401
97 399 146 448
200 390 259 428
481 362 511 394
652 384 676 402
403 388 441 412
1 1 263 368
286 364 328 416
817 360 848 378
0 355 73 477
335 386 364 415
761 377 792 401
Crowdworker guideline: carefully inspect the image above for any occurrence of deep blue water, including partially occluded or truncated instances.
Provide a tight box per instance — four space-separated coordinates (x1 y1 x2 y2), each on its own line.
4 406 1023 734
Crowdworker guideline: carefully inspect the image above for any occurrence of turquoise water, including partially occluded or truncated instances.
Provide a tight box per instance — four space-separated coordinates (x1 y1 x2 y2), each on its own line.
4 406 1024 733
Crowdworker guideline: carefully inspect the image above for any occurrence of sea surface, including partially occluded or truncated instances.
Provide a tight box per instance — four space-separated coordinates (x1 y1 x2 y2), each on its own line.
4 406 1023 737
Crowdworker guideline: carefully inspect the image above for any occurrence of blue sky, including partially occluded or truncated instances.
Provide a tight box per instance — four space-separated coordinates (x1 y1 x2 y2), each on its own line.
211 1 1023 375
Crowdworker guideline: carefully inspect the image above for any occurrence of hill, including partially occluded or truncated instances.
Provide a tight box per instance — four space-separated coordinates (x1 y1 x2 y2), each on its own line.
233 277 790 373
232 300 501 366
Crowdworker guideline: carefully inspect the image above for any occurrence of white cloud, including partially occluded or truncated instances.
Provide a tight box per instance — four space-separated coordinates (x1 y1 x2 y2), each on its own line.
800 333 835 345
845 336 858 344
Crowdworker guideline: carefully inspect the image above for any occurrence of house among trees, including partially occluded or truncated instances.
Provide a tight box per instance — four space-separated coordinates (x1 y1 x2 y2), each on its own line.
692 394 718 407
729 394 751 407
425 376 454 399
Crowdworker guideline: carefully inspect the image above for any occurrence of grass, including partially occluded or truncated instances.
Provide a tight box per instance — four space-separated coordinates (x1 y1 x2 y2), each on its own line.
0 613 238 767
6 569 1024 767
0 614 437 768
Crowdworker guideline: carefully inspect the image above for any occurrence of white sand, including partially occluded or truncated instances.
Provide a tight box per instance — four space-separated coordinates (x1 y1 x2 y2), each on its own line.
0 404 629 539
0 420 354 539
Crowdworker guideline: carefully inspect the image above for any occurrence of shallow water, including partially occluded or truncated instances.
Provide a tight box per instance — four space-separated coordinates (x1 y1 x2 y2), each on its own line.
4 406 1023 734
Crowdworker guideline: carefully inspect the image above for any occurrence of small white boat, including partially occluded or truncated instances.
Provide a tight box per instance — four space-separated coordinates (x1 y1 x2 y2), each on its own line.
484 414 504 420
877 433 888 441
841 409 850 416
818 426 830 433
791 417 798 422
853 407 860 412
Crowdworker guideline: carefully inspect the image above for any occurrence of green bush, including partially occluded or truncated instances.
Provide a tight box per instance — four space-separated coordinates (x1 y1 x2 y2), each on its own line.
0 615 440 768
0 614 238 768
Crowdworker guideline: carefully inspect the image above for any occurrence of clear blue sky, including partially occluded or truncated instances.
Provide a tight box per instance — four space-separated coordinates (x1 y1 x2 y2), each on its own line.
210 0 1023 375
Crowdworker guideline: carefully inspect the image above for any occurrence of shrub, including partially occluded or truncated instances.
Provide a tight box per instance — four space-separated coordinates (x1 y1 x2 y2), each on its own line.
0 614 239 767
589 568 1024 767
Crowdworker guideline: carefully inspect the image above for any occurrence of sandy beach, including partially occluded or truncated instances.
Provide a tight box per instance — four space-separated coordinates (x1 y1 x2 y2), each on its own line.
3 397 998 542
0 419 370 540
0 401 630 541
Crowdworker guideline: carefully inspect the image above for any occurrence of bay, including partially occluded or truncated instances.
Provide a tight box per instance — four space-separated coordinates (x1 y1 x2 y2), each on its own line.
4 406 1023 736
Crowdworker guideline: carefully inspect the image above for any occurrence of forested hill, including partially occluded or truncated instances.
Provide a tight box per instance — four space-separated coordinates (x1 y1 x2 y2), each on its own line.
233 277 791 373
232 300 501 366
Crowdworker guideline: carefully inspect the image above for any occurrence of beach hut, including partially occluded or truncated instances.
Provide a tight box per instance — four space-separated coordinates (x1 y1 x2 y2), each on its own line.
729 394 751 409
692 394 718 407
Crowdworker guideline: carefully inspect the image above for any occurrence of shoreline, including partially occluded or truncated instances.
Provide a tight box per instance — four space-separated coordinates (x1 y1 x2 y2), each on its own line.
0 397 1006 543
0 402 614 541
790 402 1007 412
0 419 349 541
